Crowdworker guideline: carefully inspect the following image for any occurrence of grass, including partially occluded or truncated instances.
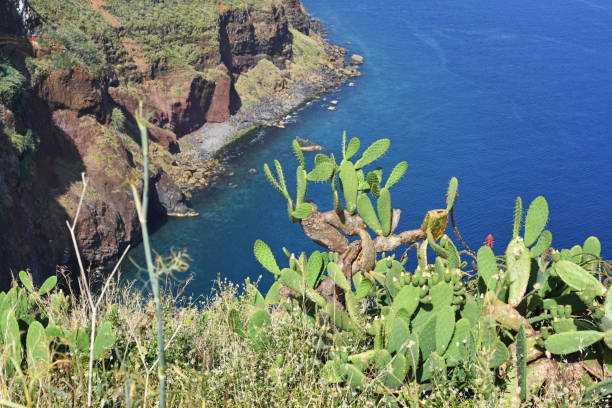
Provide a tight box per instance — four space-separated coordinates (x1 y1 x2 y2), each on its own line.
5 128 37 157
28 0 282 77
235 59 286 107
29 0 120 76
288 28 339 83
0 275 600 407
290 29 327 70
104 0 221 70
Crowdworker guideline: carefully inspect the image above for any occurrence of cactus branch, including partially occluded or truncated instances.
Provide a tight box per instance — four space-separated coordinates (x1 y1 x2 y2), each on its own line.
295 204 437 309
301 206 430 259
374 229 427 253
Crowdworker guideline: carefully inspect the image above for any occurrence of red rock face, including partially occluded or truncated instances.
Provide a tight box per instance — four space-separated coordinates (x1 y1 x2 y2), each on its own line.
0 0 334 282
206 71 232 123
107 87 178 150
147 125 179 150
110 74 211 151
36 68 108 121
142 72 215 136
0 65 192 283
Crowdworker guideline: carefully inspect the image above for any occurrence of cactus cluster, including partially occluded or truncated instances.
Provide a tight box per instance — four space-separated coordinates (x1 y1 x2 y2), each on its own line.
0 272 116 382
247 135 612 403
263 134 411 236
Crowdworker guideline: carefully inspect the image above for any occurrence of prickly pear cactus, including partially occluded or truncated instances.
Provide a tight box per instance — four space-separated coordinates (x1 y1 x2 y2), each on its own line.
255 135 612 404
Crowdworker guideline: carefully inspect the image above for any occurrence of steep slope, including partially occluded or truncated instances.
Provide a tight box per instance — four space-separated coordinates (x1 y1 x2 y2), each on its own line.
0 0 357 286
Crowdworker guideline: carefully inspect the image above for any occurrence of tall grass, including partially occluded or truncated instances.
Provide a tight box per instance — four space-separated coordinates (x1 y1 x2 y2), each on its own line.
0 275 597 407
130 102 167 407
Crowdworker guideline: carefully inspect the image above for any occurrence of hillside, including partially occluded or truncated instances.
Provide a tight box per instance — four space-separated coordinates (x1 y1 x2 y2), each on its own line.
0 0 358 285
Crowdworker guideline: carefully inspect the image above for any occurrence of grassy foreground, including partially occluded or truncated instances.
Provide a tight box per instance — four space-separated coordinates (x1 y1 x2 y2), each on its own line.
0 277 594 408
2 275 364 407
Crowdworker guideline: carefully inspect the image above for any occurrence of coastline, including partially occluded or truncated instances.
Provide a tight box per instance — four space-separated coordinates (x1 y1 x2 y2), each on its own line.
0 0 363 275
167 41 361 198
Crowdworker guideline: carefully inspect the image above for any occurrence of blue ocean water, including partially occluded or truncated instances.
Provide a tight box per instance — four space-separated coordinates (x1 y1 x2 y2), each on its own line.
129 0 612 296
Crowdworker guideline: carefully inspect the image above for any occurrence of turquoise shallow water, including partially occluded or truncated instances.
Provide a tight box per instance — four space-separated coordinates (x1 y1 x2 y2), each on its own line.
129 0 612 296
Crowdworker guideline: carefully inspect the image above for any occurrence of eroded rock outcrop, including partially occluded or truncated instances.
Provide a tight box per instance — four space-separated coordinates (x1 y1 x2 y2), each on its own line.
219 4 293 73
285 0 312 34
206 66 233 123
0 52 194 283
36 68 109 121
144 72 215 136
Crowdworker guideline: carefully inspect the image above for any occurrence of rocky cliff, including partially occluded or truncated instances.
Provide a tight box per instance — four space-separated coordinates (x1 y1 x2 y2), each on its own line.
0 0 356 286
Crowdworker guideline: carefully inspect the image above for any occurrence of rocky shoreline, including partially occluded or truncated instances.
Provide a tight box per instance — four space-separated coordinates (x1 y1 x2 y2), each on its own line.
164 39 361 197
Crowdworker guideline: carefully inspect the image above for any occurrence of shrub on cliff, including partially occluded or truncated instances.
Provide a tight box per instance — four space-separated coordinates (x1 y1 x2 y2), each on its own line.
111 107 126 132
46 25 104 73
104 0 220 69
0 60 26 105
29 0 118 75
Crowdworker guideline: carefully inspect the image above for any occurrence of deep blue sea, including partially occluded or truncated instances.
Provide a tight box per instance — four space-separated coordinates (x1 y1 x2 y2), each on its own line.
129 0 612 296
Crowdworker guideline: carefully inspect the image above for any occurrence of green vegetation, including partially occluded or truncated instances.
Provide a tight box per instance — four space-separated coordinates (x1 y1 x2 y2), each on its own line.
289 28 338 83
104 0 220 70
290 28 327 70
235 59 286 107
219 0 277 9
0 134 610 407
110 107 126 133
29 0 119 76
28 0 285 76
5 127 38 179
5 129 37 157
0 61 27 105
254 135 612 405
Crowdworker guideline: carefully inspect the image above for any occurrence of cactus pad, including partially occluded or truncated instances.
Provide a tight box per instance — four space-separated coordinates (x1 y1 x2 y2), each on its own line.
446 177 459 211
477 246 499 292
524 196 549 247
377 188 392 236
555 260 605 296
544 330 604 355
339 161 358 213
253 240 281 276
506 237 531 307
421 210 449 241
354 138 390 169
384 161 408 190
357 194 382 234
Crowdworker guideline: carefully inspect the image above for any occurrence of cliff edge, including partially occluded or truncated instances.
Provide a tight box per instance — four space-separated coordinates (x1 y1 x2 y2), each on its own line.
0 0 358 286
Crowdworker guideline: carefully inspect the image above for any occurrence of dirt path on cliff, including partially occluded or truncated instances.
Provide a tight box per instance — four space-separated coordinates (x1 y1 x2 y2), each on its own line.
90 0 121 28
89 0 149 73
